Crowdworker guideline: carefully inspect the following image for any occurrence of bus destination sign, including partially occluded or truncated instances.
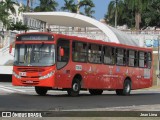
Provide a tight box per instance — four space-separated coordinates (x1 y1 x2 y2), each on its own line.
16 34 54 41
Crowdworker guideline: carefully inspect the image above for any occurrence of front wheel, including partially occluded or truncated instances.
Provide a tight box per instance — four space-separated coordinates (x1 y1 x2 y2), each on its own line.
67 79 81 97
35 86 48 96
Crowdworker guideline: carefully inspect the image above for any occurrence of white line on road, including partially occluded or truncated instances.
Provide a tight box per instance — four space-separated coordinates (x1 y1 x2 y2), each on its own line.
0 88 14 93
0 85 26 93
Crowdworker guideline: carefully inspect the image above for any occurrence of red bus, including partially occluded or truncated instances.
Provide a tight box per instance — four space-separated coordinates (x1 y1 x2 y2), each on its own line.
11 32 153 96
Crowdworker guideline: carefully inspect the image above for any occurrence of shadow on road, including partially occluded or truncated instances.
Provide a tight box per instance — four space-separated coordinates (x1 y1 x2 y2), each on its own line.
0 74 12 82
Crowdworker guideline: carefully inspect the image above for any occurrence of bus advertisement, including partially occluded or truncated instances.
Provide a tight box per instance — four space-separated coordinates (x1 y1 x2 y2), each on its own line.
11 32 153 96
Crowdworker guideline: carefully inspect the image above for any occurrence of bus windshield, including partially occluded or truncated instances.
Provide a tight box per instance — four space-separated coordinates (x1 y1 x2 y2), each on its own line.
14 44 55 66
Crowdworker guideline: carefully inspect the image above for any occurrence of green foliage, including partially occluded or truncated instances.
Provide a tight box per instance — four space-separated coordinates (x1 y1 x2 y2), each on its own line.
9 21 29 31
61 0 95 17
0 0 19 29
1 0 19 14
61 0 77 13
105 0 160 29
34 0 58 12
84 6 95 18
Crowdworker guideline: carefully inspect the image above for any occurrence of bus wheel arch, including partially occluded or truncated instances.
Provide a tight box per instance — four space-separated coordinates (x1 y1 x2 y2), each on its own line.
116 77 132 96
67 74 82 96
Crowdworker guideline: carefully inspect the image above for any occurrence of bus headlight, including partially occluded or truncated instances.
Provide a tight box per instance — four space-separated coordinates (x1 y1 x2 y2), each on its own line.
13 71 21 79
39 71 55 80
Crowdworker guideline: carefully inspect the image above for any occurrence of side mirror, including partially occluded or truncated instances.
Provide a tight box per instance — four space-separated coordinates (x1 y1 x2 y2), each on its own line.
9 44 12 54
60 47 64 57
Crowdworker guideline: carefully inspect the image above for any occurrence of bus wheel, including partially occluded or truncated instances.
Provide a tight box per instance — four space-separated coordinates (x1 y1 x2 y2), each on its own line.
123 79 131 95
89 89 103 95
67 79 81 97
35 86 48 96
116 79 131 96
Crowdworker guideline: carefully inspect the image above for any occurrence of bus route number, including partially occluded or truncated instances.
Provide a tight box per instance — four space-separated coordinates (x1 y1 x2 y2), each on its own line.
75 65 82 71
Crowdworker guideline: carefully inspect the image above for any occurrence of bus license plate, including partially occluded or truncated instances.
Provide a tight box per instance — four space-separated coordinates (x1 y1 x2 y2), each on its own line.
25 80 33 83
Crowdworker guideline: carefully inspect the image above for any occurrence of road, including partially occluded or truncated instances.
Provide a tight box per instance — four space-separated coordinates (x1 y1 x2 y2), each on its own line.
0 82 160 112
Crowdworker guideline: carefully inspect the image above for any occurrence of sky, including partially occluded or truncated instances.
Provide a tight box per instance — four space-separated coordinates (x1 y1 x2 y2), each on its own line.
18 0 111 20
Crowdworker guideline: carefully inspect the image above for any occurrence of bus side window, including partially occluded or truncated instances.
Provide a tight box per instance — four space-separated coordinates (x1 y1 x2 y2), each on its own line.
116 48 125 66
57 39 70 69
88 44 102 64
147 52 152 69
103 46 115 65
128 50 136 67
139 51 145 68
72 41 87 62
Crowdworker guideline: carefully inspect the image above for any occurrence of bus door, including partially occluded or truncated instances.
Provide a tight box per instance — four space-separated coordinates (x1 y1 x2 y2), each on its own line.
56 38 71 88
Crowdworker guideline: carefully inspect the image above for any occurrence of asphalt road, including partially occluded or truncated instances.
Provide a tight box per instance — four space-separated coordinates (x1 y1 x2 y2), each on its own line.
0 82 160 112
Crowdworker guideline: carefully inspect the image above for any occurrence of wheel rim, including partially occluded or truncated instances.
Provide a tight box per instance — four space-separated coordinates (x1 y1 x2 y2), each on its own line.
125 83 130 93
73 83 79 92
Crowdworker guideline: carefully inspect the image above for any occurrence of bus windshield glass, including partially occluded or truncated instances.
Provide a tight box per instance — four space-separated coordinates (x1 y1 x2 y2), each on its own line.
14 44 55 66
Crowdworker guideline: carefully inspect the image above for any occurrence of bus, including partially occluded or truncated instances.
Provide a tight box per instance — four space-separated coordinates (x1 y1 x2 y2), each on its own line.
11 32 153 96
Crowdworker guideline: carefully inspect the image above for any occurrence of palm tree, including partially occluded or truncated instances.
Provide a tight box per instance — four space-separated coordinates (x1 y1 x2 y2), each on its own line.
84 6 95 18
61 0 95 17
61 0 77 13
106 0 124 28
78 0 95 13
34 0 58 12
127 0 150 30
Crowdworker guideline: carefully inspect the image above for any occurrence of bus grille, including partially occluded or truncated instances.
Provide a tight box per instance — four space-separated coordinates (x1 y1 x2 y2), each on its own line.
21 80 39 85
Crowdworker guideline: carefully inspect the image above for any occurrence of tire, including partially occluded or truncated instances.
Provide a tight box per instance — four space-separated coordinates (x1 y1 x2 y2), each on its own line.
67 79 81 97
123 79 131 95
116 79 131 96
89 89 103 95
35 86 48 96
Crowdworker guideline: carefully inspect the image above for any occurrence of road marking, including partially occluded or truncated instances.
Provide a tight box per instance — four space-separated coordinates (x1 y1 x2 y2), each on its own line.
0 88 14 93
0 85 26 93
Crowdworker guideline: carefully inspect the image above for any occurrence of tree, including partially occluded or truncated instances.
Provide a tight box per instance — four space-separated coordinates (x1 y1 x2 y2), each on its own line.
84 6 95 18
127 0 150 30
61 0 95 17
105 0 124 27
0 2 11 30
34 0 58 12
141 0 160 28
61 0 77 13
1 0 19 15
9 21 29 31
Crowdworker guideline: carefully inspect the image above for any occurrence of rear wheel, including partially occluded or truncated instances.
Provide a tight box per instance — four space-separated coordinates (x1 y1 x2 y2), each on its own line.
89 89 103 95
67 79 81 97
116 79 131 96
35 86 48 96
